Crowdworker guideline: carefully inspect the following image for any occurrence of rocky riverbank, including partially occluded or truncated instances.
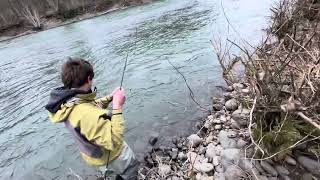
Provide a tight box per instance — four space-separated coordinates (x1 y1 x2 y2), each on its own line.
0 0 152 42
137 82 320 180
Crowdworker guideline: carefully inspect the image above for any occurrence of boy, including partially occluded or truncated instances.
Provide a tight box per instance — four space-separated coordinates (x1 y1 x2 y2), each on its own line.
45 57 138 180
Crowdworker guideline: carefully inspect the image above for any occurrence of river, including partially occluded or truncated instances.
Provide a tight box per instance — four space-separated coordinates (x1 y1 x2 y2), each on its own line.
0 0 273 179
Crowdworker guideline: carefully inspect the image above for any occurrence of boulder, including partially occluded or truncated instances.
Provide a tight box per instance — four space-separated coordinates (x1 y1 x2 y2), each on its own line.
260 161 278 176
301 173 315 180
205 143 216 159
188 134 202 147
236 139 247 149
230 119 240 129
297 155 320 175
284 155 297 166
256 175 269 180
225 99 239 111
194 162 214 173
214 173 226 180
225 165 246 180
275 165 289 175
218 130 237 148
231 108 250 127
221 148 240 168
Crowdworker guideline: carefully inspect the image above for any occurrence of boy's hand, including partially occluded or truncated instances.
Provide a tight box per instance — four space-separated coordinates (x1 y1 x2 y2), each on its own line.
112 87 126 110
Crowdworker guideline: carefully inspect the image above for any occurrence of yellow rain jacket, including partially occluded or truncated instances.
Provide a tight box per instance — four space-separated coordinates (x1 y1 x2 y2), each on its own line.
45 87 124 166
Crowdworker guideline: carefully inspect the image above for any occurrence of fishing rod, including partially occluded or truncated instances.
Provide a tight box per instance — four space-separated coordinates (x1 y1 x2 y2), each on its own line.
120 28 137 89
120 53 129 90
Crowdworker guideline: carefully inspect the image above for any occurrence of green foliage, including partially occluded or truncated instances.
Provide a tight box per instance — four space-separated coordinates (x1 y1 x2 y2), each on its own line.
253 113 320 158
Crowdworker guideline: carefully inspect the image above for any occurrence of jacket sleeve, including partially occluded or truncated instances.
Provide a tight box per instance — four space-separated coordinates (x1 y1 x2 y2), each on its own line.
83 109 125 151
95 95 112 109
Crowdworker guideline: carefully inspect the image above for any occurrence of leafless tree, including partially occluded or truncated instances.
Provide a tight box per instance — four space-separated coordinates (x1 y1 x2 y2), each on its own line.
8 0 42 30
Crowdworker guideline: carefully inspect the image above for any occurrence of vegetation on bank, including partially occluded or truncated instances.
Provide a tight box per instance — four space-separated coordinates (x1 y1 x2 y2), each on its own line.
216 0 320 160
0 0 151 38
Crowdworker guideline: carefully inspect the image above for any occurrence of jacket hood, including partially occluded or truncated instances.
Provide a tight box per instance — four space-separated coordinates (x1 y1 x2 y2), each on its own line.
45 87 95 113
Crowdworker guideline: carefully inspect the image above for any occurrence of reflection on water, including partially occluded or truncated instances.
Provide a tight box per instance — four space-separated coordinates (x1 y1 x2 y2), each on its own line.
0 0 273 179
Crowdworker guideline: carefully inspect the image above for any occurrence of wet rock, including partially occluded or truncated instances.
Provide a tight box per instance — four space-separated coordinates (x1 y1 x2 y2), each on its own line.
225 99 239 111
158 164 172 176
170 148 178 160
225 165 246 180
275 165 289 175
297 155 320 175
213 104 224 111
178 152 187 161
188 134 202 147
221 148 240 168
218 130 237 148
205 143 216 159
214 124 222 130
301 173 314 180
284 155 297 166
236 139 247 149
260 161 278 176
214 173 226 180
231 108 250 127
149 134 159 146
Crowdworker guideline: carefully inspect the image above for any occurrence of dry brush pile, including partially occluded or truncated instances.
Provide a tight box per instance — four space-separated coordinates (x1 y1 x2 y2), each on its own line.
214 0 320 161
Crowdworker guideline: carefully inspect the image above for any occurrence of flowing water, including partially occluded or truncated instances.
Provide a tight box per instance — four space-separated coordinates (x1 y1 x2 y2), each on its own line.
0 0 273 179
